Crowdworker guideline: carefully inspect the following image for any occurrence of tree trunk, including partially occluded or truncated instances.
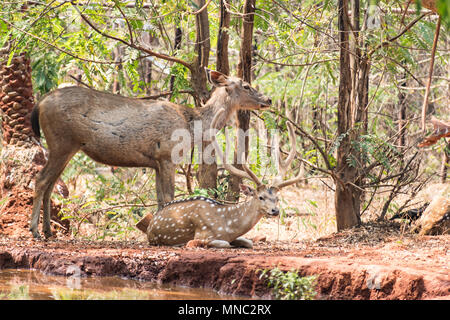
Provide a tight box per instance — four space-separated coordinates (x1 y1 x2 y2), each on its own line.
190 0 211 106
198 0 232 195
227 0 255 201
169 26 183 94
334 0 363 231
216 0 231 76
112 45 123 94
193 0 218 192
236 0 255 82
0 47 68 237
138 29 154 95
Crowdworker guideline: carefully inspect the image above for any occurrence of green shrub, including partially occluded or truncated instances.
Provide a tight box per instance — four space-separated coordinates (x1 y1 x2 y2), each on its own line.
259 267 317 300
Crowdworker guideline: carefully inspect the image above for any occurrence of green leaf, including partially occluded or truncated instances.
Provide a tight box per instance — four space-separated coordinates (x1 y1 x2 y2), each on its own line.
0 20 7 32
7 47 15 66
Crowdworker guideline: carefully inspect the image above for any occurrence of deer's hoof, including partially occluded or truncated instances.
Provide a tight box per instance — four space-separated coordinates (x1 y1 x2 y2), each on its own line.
186 239 207 248
207 240 232 248
30 230 42 240
231 237 253 249
43 229 54 240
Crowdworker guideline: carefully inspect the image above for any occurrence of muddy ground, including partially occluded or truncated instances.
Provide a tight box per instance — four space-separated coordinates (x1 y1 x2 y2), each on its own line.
0 221 448 300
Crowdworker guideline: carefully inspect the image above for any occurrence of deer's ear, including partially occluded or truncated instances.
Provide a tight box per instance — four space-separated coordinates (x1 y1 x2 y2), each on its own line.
206 69 228 87
240 184 255 196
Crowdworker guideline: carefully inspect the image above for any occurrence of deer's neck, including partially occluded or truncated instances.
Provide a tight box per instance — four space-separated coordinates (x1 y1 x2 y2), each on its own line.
198 88 236 130
218 199 263 240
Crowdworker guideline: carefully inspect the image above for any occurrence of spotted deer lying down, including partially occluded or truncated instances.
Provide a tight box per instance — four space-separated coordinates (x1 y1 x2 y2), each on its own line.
136 187 279 248
136 110 303 248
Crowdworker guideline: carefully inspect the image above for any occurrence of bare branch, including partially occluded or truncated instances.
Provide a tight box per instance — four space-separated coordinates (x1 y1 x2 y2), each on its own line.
188 0 213 15
421 17 441 133
369 12 430 56
0 18 120 65
114 2 134 45
71 2 193 71
255 52 337 67
69 75 92 88
138 90 196 100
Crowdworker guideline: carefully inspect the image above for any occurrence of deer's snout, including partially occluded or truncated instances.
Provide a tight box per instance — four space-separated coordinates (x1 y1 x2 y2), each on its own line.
270 208 280 216
260 96 272 108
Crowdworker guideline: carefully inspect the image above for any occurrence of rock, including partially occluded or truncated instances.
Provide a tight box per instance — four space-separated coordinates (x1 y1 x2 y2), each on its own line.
252 235 267 243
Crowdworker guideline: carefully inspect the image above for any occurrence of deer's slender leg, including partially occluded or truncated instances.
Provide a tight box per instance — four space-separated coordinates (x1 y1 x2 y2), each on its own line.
207 239 232 248
41 159 72 238
160 160 175 205
30 183 45 239
31 148 76 239
191 229 232 248
230 237 253 248
42 180 57 238
155 160 175 209
147 229 158 245
155 168 165 209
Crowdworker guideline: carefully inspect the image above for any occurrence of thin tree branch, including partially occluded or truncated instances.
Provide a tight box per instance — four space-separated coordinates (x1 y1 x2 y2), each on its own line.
381 54 425 86
188 0 213 15
255 52 337 67
139 90 196 100
26 1 156 9
71 2 193 71
114 2 134 45
69 74 92 88
369 12 430 56
421 16 441 132
0 18 120 65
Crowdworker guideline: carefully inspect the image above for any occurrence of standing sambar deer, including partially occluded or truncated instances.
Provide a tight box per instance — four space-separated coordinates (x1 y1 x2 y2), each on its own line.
135 109 303 248
30 70 271 239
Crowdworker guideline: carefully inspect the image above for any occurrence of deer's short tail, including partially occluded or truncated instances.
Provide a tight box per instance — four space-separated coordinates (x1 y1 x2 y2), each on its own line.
30 105 40 138
135 213 153 233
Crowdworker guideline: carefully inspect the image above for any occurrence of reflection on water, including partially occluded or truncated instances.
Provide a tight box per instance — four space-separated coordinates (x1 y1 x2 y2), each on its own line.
0 269 245 300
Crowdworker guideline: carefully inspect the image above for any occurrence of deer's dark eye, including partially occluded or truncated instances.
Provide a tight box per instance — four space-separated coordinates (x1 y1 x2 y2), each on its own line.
259 196 264 200
243 84 251 90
